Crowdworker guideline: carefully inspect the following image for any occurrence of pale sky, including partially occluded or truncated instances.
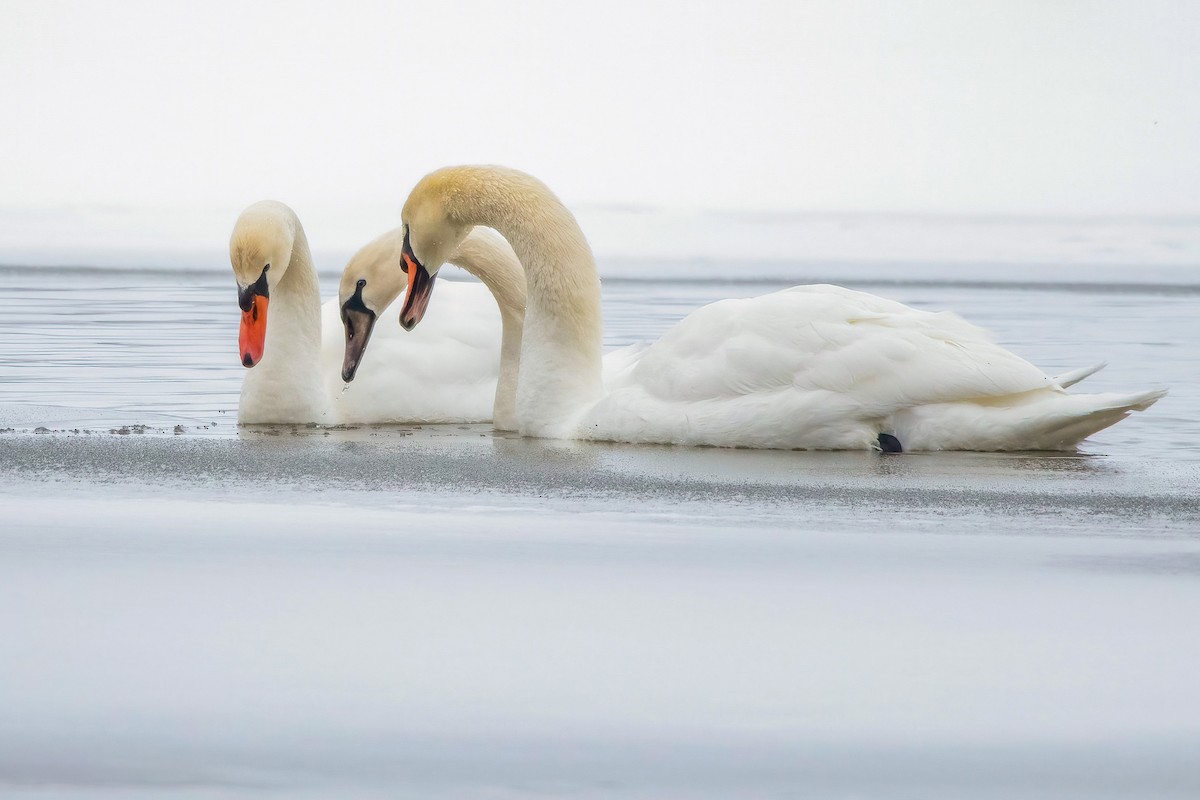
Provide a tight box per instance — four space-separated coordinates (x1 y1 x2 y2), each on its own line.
1 0 1198 224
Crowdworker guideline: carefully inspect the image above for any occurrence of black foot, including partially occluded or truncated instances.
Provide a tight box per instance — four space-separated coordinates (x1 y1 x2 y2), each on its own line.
877 433 903 453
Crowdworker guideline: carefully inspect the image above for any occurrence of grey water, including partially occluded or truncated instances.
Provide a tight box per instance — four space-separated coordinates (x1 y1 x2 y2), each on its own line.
1 254 1199 799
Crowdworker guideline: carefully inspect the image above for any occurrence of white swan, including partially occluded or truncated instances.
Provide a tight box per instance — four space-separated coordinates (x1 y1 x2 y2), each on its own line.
392 166 1166 451
337 224 647 432
338 225 527 430
230 200 509 425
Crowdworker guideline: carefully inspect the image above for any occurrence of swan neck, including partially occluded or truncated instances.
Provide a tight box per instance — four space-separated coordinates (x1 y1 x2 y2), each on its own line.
441 169 603 435
238 224 325 423
446 229 526 430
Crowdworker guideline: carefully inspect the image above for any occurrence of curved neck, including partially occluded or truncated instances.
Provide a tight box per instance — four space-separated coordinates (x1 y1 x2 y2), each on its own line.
447 228 527 431
239 224 325 423
439 167 603 435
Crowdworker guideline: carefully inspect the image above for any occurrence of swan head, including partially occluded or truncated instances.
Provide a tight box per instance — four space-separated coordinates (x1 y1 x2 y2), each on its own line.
229 201 299 367
398 181 471 330
337 228 407 382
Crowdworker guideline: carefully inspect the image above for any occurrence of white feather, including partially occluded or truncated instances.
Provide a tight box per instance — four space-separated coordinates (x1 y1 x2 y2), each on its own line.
586 286 1163 450
319 281 501 424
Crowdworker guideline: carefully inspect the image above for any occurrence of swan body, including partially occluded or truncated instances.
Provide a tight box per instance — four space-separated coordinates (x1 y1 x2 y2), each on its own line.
582 285 1161 450
394 166 1165 451
229 201 504 425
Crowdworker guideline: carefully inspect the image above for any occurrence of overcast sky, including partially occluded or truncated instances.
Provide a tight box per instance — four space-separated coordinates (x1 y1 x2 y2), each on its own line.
2 0 1198 222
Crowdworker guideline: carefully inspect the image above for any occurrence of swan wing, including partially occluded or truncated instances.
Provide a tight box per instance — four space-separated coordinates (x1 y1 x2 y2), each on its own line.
640 285 1049 402
583 285 1068 449
601 343 650 389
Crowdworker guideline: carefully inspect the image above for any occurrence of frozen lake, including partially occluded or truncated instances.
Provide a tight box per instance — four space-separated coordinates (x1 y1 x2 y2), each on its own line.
1 250 1199 798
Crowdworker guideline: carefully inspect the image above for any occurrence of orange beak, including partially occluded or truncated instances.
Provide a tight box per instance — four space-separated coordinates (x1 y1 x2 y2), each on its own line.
239 294 269 367
398 249 436 331
403 250 418 293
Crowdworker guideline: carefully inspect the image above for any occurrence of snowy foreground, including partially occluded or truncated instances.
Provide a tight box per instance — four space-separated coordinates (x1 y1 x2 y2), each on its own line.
1 250 1197 797
2 429 1199 799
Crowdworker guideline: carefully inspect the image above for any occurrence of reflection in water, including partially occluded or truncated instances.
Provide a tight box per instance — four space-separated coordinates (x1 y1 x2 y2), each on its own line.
1055 551 1200 576
1006 452 1111 474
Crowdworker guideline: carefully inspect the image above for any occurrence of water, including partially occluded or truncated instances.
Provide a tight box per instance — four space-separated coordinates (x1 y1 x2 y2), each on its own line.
0 261 1195 457
1 255 1199 799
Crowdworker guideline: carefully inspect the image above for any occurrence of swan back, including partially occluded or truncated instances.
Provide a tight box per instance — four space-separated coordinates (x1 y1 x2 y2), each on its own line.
584 284 1162 450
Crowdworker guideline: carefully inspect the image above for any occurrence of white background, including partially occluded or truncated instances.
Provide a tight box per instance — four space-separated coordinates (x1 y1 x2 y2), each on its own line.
2 0 1198 259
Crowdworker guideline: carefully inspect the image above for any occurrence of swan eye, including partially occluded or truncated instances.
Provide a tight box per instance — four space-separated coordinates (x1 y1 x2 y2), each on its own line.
356 279 366 289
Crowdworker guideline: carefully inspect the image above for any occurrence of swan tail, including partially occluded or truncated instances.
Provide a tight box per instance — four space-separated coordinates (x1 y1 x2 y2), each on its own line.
1052 362 1108 389
895 388 1168 451
1018 388 1168 449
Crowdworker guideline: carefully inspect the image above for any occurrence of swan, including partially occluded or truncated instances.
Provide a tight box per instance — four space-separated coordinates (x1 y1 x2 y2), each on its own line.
338 224 645 431
338 225 527 431
391 165 1166 451
230 200 509 425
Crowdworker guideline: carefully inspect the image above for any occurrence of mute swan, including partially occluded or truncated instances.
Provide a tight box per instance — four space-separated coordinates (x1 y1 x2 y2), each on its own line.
230 200 508 425
392 166 1166 451
338 224 647 432
339 225 527 431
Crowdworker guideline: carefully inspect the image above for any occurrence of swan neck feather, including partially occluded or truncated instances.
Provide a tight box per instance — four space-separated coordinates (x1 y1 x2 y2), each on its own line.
429 167 603 434
446 228 527 431
238 216 325 423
